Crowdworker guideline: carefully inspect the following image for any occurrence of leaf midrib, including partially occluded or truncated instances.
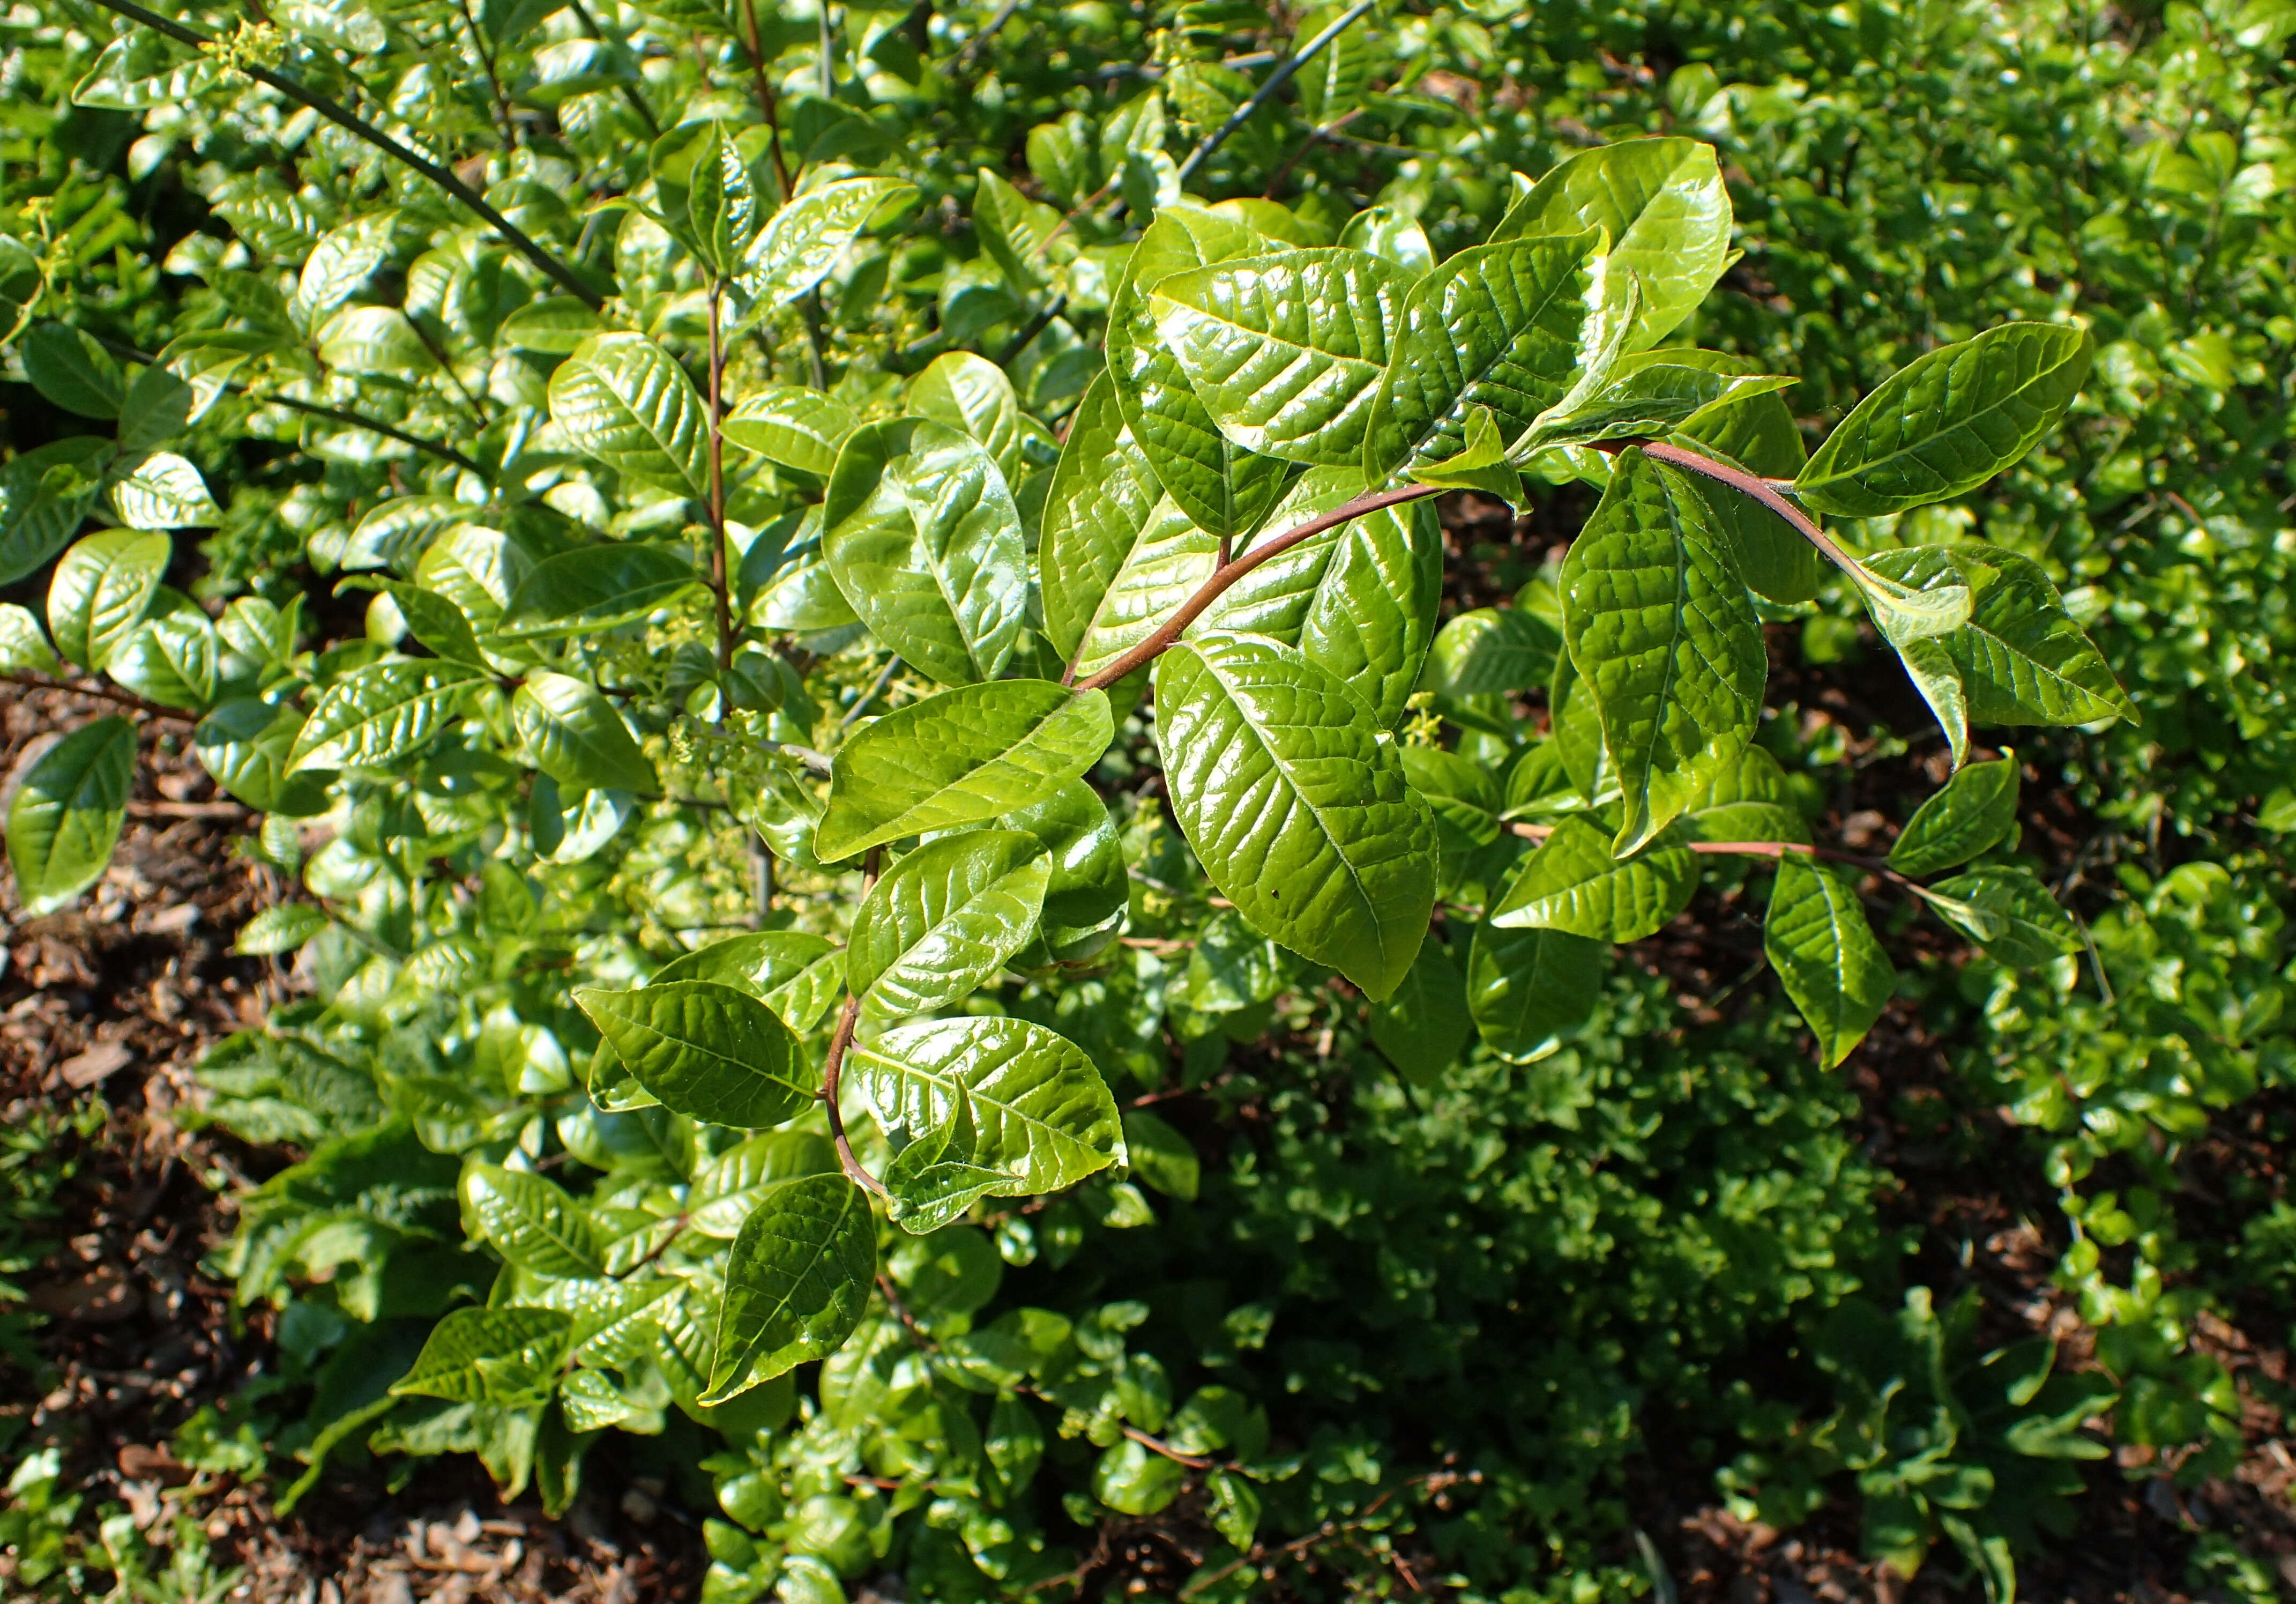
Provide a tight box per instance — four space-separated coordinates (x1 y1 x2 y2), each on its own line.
1804 335 2074 493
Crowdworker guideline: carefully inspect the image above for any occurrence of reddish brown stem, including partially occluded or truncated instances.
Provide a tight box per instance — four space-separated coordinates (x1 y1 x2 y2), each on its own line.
1069 483 1445 692
1596 437 1863 578
1 670 195 724
742 0 795 199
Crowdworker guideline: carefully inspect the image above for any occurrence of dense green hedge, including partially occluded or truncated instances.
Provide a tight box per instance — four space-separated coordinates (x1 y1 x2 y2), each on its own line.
2 2 2293 1602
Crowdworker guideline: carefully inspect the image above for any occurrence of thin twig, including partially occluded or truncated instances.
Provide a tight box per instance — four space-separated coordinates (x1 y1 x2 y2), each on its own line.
994 294 1067 366
1593 438 1864 578
838 655 903 730
84 0 602 308
450 0 518 147
259 394 486 473
1 670 196 724
1172 0 1377 185
1070 483 1444 692
952 0 1020 70
565 0 661 135
1262 106 1364 198
742 0 794 198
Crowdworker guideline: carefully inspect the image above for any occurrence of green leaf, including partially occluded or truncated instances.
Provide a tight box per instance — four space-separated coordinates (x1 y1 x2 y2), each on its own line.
106 608 218 712
704 1174 876 1403
851 1015 1124 1215
1423 605 1562 697
1105 207 1293 539
1522 350 1795 454
1337 204 1433 277
722 387 858 478
823 418 1027 687
1408 405 1523 501
47 529 168 670
1560 448 1765 854
512 673 658 794
972 168 1061 296
1680 744 1809 845
1206 1467 1262 1551
1861 544 2130 733
655 932 844 1032
678 120 759 275
1364 231 1601 478
196 699 332 815
287 659 488 771
315 305 437 376
368 578 484 665
1467 921 1606 1060
0 439 113 588
1155 632 1437 1000
500 545 699 637
1889 755 2019 876
1147 247 1413 466
1368 937 1471 1086
463 1163 609 1280
1006 780 1129 964
1040 375 1163 666
741 177 916 308
392 1306 572 1406
1121 1109 1199 1201
906 353 1026 482
1492 137 1732 348
1094 1440 1186 1516
1764 853 1894 1068
499 297 602 354
848 831 1052 1023
1923 868 2081 967
1192 464 1442 726
24 322 125 418
575 981 816 1128
1672 385 1826 605
688 1131 840 1238
4 716 134 916
1795 324 2093 516
233 903 329 956
294 211 398 323
0 604 61 675
547 332 713 501
1488 815 1696 941
817 680 1112 862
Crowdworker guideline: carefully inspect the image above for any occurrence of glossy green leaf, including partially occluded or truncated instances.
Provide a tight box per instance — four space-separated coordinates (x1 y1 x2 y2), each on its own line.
1861 544 2130 735
741 177 915 308
1409 405 1523 501
678 120 759 274
1121 1109 1199 1201
1039 374 1167 665
1424 605 1562 697
704 1174 876 1402
463 1163 608 1280
688 1131 841 1238
47 529 168 671
1764 853 1894 1068
1673 386 1827 605
391 1306 572 1407
287 659 487 771
816 680 1112 862
656 932 844 1032
1923 868 2082 967
106 608 218 711
0 604 59 675
0 438 113 588
5 716 134 915
1006 779 1128 963
1095 1440 1186 1516
1155 633 1437 999
906 353 1025 481
1889 755 2019 876
1105 207 1292 539
1147 247 1412 466
1561 448 1765 853
1364 231 1601 478
500 296 602 354
23 322 125 418
315 305 436 376
576 980 816 1128
1680 744 1810 845
547 332 713 501
1337 204 1433 277
722 386 858 478
500 545 699 637
973 168 1060 296
1192 465 1442 726
368 578 483 664
195 700 332 815
847 831 1051 1023
512 673 657 793
1523 350 1795 454
1368 937 1471 1087
851 1015 1124 1217
1489 815 1695 940
1796 324 2093 516
232 903 329 956
1493 137 1732 348
823 417 1027 687
1467 920 1606 1060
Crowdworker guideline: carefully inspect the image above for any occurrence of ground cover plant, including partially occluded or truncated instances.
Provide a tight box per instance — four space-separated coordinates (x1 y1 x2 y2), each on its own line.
3 0 2295 1601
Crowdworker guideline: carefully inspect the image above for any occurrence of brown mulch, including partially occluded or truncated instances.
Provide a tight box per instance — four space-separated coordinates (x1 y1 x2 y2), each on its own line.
0 685 706 1602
